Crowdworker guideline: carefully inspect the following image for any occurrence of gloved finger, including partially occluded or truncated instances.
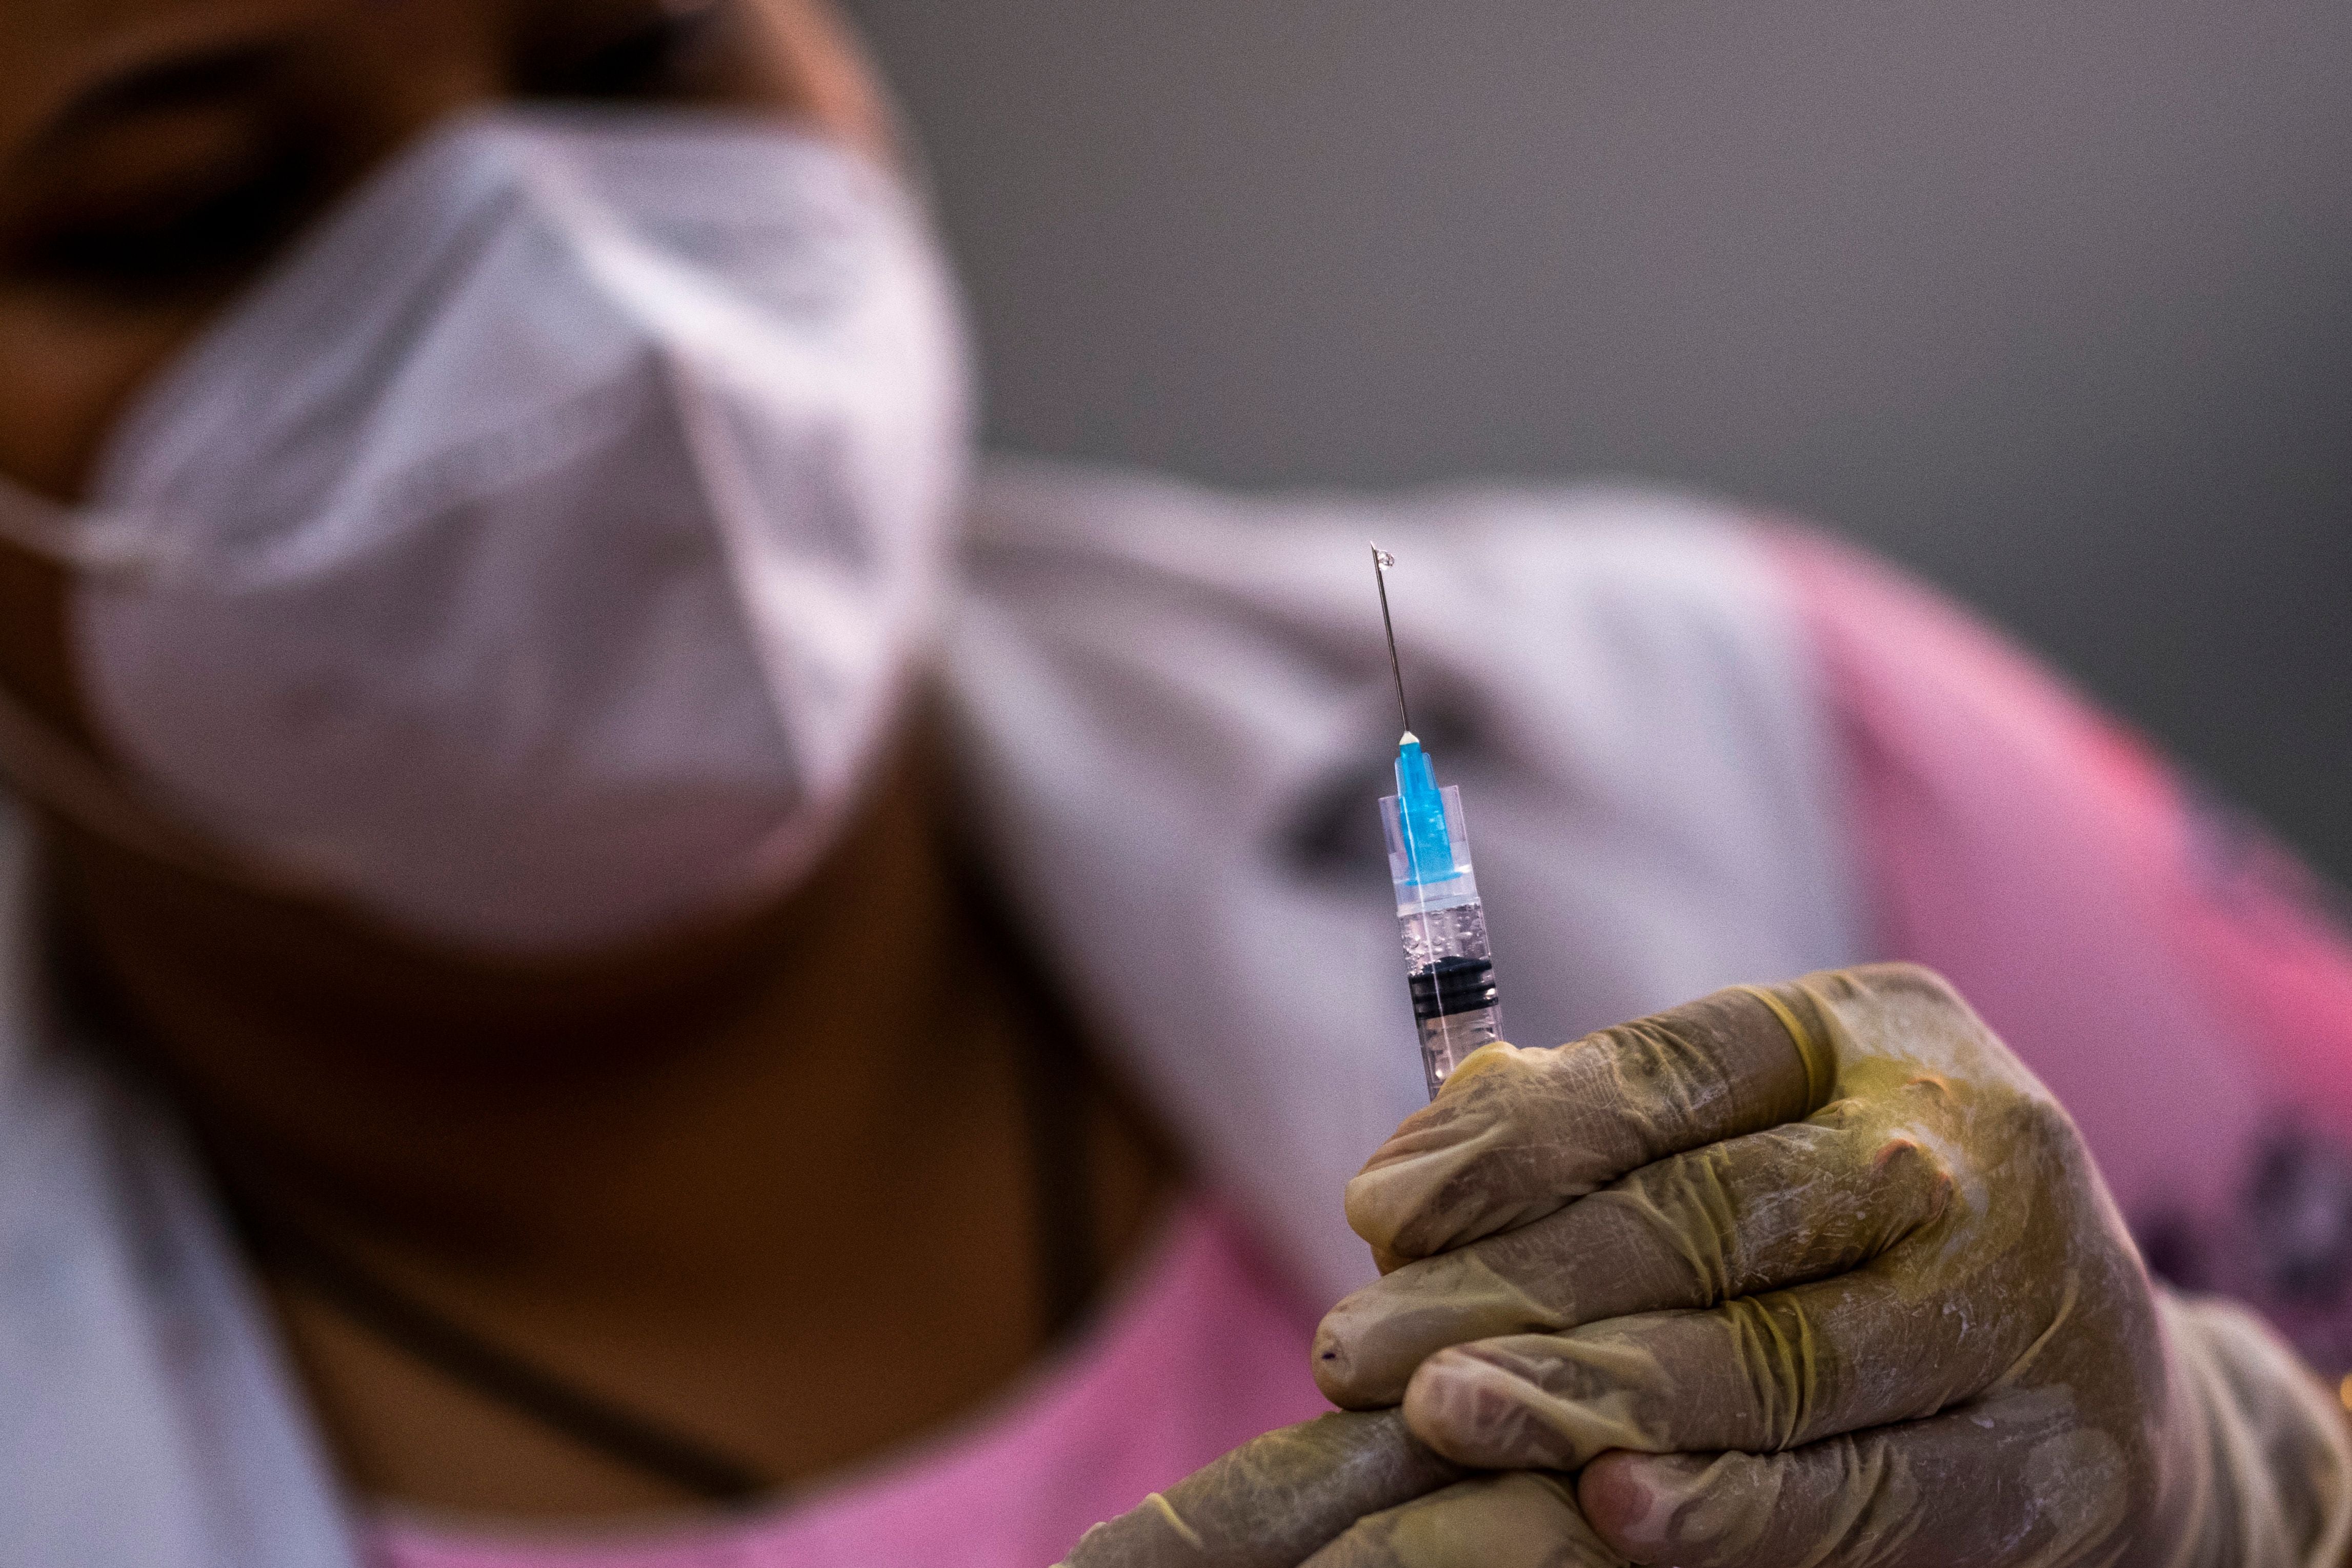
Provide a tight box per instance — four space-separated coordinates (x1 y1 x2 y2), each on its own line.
1400 1264 2028 1471
1057 1410 1466 1567
1316 1115 1952 1407
1575 1390 2137 1567
1298 1473 1623 1568
1346 982 1834 1264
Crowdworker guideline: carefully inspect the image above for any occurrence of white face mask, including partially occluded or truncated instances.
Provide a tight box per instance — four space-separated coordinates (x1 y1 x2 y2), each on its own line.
0 108 971 954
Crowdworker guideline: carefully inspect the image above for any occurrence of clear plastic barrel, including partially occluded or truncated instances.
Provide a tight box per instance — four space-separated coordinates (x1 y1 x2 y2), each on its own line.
1382 785 1502 1098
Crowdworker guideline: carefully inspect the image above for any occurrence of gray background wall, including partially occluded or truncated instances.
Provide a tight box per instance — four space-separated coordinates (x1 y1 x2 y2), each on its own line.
844 0 2352 882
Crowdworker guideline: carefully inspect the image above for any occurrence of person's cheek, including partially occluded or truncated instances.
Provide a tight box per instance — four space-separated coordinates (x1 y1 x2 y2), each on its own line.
0 541 93 747
0 294 171 749
0 292 212 500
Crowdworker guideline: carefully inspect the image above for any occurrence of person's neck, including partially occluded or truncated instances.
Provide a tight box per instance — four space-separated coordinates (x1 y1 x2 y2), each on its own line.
48 751 963 1245
41 747 1176 1516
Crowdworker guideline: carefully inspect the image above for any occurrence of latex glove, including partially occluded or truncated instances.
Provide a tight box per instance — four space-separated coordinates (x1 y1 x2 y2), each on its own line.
1307 963 2352 1566
1055 1409 1620 1568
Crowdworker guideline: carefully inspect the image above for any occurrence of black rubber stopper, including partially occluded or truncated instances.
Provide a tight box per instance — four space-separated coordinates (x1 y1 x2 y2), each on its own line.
1409 955 1497 1020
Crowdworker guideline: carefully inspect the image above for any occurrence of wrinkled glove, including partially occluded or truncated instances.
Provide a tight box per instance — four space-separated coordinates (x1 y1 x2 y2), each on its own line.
1055 1406 1622 1567
1067 964 2352 1567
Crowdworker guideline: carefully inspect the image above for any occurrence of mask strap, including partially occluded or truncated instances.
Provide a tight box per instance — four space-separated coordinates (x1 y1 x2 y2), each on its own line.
0 474 163 576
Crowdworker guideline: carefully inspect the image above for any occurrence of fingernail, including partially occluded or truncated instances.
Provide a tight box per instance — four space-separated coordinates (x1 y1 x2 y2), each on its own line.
1312 1291 1415 1408
1311 1320 1355 1393
1578 1456 1664 1555
1581 1453 1708 1559
1402 1349 1578 1470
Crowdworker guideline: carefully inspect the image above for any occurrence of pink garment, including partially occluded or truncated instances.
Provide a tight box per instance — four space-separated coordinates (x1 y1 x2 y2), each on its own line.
368 1197 1329 1568
1774 529 2352 1366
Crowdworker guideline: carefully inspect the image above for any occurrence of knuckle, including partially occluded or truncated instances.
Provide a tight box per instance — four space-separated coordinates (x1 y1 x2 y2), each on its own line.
1925 1162 1958 1220
1869 1133 1940 1184
1869 1135 1931 1191
1902 1070 1954 1099
1867 1134 1956 1230
1814 1095 1865 1127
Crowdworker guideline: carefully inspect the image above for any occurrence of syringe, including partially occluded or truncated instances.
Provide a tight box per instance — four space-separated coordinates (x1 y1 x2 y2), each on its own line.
1370 546 1502 1100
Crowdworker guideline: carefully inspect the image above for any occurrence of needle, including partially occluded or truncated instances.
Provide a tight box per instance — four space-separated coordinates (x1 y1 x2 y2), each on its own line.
1370 542 1412 738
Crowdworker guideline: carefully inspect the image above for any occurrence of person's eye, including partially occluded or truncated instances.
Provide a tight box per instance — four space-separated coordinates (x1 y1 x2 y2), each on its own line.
0 45 328 303
2 139 321 299
512 1 729 102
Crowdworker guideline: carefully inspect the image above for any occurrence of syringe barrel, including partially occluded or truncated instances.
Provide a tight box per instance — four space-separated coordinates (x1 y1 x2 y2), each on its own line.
1381 785 1502 1099
1414 981 1501 1099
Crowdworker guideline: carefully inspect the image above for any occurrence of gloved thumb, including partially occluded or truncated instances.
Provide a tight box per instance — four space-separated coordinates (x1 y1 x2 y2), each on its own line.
1058 1410 1464 1567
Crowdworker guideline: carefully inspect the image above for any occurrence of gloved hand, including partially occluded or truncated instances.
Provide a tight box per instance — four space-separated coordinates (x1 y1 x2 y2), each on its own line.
1064 964 2352 1567
1054 1406 1623 1567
